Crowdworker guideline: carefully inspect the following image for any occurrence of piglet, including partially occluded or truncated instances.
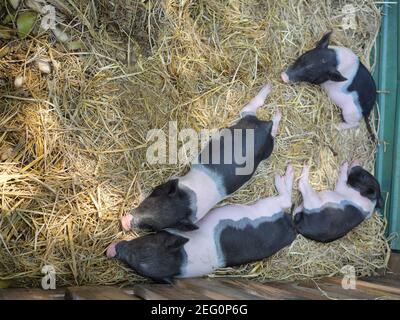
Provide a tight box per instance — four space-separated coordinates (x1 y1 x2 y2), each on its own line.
293 161 383 243
107 165 297 283
121 82 281 231
281 32 377 141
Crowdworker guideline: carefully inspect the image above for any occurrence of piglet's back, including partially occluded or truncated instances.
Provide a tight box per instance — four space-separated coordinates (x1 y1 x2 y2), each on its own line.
216 212 297 267
293 204 367 243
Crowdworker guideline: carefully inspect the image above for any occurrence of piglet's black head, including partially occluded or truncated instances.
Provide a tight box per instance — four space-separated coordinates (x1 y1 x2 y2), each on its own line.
132 179 198 231
347 166 384 208
281 32 347 85
114 231 189 283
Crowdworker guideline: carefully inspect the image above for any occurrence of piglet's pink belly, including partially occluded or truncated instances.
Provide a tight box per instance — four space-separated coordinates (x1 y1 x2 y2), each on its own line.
316 191 373 213
318 191 347 206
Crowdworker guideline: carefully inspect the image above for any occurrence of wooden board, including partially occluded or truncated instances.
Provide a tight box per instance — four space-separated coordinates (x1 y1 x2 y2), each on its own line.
0 288 65 300
321 277 400 299
133 283 211 300
65 286 140 300
2 275 400 300
359 274 400 289
216 279 310 300
264 282 329 300
299 279 385 300
175 278 266 300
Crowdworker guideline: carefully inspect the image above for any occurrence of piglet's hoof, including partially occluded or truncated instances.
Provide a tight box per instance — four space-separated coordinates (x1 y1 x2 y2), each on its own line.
273 109 282 121
121 214 133 231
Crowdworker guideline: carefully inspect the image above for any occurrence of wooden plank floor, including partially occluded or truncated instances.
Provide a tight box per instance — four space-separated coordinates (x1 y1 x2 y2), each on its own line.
1 274 400 300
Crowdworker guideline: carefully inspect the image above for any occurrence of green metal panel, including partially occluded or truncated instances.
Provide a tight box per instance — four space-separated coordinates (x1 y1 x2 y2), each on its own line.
374 2 400 250
392 1 400 250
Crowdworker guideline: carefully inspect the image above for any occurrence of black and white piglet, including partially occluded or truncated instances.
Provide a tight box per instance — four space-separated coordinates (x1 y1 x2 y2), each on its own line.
107 165 296 282
281 32 377 140
121 82 281 231
293 161 383 243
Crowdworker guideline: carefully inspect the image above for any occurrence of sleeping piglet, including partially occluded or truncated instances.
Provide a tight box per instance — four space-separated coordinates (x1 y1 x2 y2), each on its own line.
121 82 281 232
107 165 297 283
293 161 383 243
281 32 377 141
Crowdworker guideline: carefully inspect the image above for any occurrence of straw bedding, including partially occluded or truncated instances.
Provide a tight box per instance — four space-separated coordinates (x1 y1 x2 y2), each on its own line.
0 0 390 287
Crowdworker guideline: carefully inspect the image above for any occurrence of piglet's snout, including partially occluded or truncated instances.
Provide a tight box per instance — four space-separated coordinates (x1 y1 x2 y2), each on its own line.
106 242 118 258
121 214 133 231
350 159 361 169
281 72 290 83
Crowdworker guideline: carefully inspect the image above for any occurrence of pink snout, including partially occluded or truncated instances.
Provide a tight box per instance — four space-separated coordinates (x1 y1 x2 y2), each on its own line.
121 214 133 231
350 159 361 169
281 72 290 83
106 242 118 258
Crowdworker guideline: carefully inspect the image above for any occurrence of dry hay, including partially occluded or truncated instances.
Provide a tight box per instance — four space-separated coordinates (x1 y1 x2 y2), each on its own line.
0 0 391 287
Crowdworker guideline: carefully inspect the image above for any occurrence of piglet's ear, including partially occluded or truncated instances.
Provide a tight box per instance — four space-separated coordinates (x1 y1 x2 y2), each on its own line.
316 31 332 49
365 187 377 198
166 235 190 250
166 179 179 196
173 218 199 231
376 196 384 209
328 69 347 82
152 179 179 197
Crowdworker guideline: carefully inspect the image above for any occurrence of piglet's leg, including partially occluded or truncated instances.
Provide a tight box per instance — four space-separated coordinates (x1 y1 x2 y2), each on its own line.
240 81 272 116
298 164 321 210
271 110 282 138
294 203 304 215
336 106 362 131
334 162 349 194
273 164 294 209
252 164 294 215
